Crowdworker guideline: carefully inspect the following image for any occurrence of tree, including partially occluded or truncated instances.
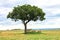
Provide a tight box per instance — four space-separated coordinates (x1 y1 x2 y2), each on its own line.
7 4 45 34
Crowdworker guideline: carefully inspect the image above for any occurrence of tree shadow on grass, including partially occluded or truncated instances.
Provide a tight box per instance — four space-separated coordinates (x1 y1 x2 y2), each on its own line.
22 32 44 34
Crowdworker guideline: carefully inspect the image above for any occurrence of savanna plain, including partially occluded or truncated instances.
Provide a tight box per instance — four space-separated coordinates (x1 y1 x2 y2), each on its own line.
0 29 60 40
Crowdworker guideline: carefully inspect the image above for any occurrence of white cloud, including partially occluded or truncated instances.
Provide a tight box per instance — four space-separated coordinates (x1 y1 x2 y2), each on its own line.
0 0 27 8
0 7 12 15
44 8 60 17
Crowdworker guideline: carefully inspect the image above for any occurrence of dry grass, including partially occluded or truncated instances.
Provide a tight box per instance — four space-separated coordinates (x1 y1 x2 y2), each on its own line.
0 30 60 40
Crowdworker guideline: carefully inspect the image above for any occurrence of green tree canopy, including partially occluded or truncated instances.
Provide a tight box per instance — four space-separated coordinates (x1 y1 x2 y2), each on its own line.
7 4 45 34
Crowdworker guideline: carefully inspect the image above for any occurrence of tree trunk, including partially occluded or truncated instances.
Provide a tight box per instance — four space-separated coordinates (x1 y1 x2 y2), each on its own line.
24 23 27 34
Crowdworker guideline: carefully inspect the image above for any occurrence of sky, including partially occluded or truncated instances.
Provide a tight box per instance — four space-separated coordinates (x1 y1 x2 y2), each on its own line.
0 0 60 30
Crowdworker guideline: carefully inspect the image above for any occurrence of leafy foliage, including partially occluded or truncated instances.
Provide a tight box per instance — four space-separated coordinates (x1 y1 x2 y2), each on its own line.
7 4 45 23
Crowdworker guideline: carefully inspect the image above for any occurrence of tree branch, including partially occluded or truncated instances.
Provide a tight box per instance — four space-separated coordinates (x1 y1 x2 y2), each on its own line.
26 20 30 24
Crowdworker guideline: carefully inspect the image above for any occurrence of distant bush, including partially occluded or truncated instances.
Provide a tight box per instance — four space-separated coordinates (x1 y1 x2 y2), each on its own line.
12 29 21 30
27 29 41 34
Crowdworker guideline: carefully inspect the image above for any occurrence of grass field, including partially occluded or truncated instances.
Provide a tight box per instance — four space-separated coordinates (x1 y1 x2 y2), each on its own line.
0 29 60 40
